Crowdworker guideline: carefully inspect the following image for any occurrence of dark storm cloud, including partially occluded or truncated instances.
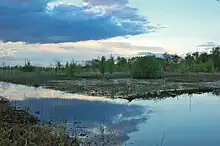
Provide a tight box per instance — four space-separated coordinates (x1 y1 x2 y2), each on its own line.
0 0 151 43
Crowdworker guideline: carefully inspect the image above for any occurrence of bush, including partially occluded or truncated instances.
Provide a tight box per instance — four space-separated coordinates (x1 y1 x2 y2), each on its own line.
20 65 35 72
179 63 190 73
131 56 164 79
191 60 215 73
204 60 215 72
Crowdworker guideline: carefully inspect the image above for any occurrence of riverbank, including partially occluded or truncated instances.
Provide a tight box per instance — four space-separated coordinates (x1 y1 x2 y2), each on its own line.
0 97 123 146
0 97 80 146
1 69 220 100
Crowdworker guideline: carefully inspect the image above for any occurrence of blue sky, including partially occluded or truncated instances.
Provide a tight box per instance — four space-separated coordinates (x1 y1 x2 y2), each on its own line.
129 0 220 53
0 0 220 66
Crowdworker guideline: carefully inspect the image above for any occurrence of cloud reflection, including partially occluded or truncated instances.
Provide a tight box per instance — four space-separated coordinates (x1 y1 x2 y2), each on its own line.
0 82 150 143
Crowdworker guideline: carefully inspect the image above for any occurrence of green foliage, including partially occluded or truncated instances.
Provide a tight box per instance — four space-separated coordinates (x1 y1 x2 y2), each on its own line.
20 59 35 72
191 60 215 73
69 61 77 75
204 59 215 72
91 59 99 71
211 47 220 70
56 60 62 69
116 56 128 72
131 56 164 79
180 63 190 73
192 63 205 72
99 56 106 75
5 46 220 77
106 55 115 74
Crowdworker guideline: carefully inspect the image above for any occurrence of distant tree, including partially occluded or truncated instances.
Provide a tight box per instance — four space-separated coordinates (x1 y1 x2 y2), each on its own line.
171 54 181 64
180 62 190 73
106 54 115 74
131 56 164 79
99 56 106 75
198 52 209 63
84 60 92 71
69 60 78 75
163 52 171 62
192 51 199 61
184 53 194 71
211 47 220 70
116 56 128 72
64 61 70 75
204 59 215 72
128 57 138 72
55 59 62 72
163 52 172 71
20 59 35 72
91 59 99 72
65 61 69 69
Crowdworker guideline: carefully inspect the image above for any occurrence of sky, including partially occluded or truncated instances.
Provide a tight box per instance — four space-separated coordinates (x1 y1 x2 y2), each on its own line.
0 0 220 66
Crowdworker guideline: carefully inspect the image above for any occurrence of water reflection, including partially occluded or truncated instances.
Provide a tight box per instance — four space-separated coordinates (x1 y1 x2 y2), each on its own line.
3 82 220 146
0 82 149 143
126 93 220 146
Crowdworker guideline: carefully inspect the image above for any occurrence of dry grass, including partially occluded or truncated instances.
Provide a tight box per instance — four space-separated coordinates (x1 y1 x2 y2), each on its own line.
0 101 79 146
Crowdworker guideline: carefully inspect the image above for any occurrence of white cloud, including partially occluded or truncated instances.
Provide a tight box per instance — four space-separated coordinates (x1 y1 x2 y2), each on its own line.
198 41 219 50
0 40 167 66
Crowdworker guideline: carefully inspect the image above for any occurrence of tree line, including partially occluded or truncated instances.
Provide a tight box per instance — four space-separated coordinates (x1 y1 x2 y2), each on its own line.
1 47 220 79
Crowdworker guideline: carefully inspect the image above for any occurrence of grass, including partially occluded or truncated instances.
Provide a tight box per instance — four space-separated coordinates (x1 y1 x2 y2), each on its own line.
164 72 220 82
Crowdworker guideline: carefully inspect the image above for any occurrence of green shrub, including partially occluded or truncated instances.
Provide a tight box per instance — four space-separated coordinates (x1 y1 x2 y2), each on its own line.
131 56 164 79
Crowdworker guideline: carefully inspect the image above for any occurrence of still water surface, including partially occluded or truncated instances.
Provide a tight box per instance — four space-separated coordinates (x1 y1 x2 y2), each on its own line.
1 82 220 146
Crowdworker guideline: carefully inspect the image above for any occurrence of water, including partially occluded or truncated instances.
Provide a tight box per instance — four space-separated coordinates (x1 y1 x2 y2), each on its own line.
1 82 220 146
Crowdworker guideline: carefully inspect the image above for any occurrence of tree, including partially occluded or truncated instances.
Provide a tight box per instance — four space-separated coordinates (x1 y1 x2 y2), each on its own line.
69 60 77 75
170 54 181 64
65 61 70 75
198 52 209 63
116 56 128 72
184 53 194 71
163 52 172 71
55 59 62 72
99 56 106 75
91 59 99 71
106 54 115 74
192 51 199 61
65 61 69 69
163 52 171 63
84 60 92 71
20 58 35 72
180 63 190 73
204 59 215 72
131 56 164 79
211 47 220 70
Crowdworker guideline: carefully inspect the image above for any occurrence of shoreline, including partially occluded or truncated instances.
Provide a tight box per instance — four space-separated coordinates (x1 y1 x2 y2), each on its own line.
0 97 80 146
1 77 220 101
0 97 123 146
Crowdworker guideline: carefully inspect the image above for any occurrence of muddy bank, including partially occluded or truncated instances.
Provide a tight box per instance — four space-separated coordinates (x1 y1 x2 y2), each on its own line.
121 87 220 102
2 78 220 101
1 72 220 101
44 79 215 99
